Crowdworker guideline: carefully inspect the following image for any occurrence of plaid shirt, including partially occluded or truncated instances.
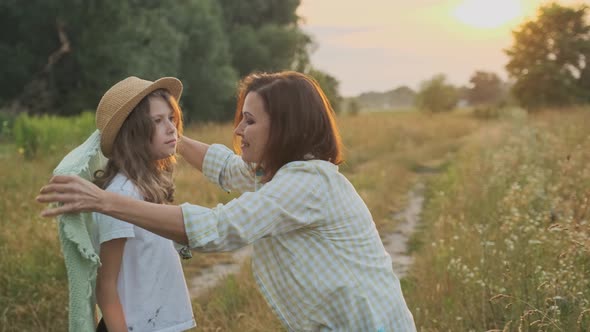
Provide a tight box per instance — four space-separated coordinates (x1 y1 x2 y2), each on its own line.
181 144 416 331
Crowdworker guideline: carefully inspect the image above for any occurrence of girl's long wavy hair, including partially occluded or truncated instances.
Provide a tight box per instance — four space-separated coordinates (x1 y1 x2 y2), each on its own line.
93 89 183 204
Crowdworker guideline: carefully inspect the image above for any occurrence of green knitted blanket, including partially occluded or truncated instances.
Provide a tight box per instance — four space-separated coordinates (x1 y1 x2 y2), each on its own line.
53 130 107 332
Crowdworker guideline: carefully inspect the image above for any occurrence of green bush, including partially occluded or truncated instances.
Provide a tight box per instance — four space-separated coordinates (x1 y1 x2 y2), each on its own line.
0 112 16 141
471 105 504 120
13 112 95 159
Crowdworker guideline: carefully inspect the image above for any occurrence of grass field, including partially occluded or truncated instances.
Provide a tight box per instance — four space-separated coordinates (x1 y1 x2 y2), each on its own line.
405 109 590 331
2 108 588 331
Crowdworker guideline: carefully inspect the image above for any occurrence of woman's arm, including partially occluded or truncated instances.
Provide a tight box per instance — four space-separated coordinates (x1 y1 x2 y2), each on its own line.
178 137 256 193
178 135 209 172
96 238 128 332
37 175 189 244
38 163 323 251
181 163 324 251
200 144 256 193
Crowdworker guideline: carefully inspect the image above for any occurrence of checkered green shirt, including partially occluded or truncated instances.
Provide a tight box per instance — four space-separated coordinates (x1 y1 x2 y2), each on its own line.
180 144 416 331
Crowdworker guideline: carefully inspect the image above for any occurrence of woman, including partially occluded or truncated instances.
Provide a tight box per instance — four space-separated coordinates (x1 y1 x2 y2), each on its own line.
38 71 416 331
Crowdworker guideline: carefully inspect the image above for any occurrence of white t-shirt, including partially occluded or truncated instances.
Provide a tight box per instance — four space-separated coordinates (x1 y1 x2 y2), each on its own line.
91 173 196 332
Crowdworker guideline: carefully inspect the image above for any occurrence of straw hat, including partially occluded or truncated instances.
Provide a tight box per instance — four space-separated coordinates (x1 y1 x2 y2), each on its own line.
95 76 183 158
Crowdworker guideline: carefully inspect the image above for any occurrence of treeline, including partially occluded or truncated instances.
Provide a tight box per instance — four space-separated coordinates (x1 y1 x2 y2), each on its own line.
417 3 590 113
0 0 340 121
347 71 510 114
349 3 590 114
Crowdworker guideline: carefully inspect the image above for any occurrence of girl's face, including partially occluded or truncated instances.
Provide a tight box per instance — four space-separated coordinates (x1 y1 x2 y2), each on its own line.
234 92 271 164
149 96 178 160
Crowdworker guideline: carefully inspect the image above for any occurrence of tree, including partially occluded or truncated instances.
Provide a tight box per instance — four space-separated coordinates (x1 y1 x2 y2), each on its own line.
218 0 312 77
0 0 184 115
61 2 184 115
467 71 503 106
355 86 416 110
168 0 238 122
347 98 361 116
0 0 337 122
415 74 459 112
307 68 342 113
505 3 590 110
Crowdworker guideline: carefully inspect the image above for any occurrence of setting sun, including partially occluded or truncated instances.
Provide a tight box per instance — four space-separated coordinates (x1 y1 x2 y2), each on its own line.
453 0 524 29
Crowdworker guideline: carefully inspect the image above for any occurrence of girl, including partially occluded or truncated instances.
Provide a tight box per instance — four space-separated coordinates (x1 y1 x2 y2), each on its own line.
91 77 195 332
39 72 416 331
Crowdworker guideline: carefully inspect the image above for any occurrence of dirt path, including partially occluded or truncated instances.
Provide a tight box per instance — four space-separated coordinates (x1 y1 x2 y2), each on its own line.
190 182 425 298
189 245 252 298
382 182 424 278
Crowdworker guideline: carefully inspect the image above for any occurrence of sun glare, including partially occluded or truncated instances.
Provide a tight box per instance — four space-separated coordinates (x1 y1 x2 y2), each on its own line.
453 0 523 29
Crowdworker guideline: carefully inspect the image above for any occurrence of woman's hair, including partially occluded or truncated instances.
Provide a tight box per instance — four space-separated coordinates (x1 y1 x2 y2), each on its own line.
93 89 184 203
233 71 343 181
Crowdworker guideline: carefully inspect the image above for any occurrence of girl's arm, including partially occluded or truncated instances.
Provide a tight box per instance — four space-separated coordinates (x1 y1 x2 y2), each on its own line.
96 238 128 332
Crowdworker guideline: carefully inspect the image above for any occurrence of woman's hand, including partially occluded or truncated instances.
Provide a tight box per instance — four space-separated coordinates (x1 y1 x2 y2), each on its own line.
177 135 209 171
36 175 106 217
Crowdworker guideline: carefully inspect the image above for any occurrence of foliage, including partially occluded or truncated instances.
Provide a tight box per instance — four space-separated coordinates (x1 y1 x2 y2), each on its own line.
505 3 590 110
0 111 16 140
347 98 361 116
169 0 238 122
415 74 459 112
218 0 311 77
307 68 342 113
467 71 504 106
0 0 321 122
13 112 94 159
472 106 512 120
356 86 416 110
0 0 184 115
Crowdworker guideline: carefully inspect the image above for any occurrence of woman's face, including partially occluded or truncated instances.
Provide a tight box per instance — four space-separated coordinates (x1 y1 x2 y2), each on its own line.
234 92 270 164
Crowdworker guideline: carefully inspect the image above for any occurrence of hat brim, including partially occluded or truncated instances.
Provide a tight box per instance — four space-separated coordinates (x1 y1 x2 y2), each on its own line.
101 77 183 157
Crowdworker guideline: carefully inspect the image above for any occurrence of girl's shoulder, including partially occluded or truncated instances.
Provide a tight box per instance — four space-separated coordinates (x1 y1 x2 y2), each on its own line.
105 173 142 200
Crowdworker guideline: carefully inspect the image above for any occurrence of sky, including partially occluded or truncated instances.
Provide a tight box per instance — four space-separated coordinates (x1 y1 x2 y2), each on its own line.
297 0 589 96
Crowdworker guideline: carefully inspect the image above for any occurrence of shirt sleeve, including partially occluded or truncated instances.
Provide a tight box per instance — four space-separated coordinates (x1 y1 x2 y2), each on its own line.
95 213 135 244
202 144 257 193
181 161 324 251
95 186 139 244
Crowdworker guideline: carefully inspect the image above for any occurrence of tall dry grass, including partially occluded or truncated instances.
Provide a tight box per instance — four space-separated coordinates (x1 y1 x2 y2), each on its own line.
0 150 69 331
187 111 481 331
406 109 590 331
1 110 481 331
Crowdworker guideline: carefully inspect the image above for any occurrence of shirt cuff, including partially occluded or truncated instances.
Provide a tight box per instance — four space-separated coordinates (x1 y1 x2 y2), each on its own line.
173 242 193 260
180 202 221 249
202 144 234 188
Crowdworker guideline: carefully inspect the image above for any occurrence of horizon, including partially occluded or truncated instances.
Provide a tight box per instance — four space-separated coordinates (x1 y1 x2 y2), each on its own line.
297 0 588 97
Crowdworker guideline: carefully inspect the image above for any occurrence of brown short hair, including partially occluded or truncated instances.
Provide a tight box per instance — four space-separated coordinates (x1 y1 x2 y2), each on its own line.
233 71 343 181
